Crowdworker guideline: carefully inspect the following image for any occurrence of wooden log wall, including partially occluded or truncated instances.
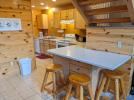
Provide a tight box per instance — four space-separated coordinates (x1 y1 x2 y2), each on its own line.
0 0 35 65
86 27 134 94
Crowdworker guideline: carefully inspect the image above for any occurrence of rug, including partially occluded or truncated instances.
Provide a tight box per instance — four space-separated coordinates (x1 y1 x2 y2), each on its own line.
36 53 52 59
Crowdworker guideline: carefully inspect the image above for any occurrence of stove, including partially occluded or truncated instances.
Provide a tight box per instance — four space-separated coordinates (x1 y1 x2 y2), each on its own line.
56 34 76 48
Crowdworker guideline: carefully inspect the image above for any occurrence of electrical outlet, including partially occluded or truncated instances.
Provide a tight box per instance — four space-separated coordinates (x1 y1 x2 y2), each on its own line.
117 41 123 48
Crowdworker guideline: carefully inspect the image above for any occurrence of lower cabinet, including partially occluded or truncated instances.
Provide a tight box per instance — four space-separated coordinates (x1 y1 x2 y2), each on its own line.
70 61 92 77
40 40 56 54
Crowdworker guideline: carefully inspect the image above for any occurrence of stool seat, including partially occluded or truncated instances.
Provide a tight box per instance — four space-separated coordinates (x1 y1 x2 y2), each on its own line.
65 73 94 100
41 64 65 99
69 73 90 86
102 70 125 79
46 64 63 72
96 69 126 100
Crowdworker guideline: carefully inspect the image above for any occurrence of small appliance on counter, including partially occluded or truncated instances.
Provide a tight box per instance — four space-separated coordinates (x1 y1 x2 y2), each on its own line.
75 34 86 42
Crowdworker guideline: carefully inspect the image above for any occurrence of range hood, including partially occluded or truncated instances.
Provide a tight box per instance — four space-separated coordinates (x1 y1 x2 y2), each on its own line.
60 19 75 24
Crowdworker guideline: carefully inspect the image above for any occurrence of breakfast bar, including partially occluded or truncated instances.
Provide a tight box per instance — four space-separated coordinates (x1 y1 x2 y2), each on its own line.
48 46 132 95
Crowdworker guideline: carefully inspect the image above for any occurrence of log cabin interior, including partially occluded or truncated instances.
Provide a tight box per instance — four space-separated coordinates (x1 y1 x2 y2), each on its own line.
0 0 134 100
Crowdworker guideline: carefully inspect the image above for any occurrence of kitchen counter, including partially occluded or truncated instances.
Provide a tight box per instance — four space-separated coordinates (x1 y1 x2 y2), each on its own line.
48 45 132 95
48 46 131 70
38 36 86 47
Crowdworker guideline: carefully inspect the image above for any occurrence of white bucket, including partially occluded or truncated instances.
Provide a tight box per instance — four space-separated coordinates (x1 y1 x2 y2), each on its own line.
19 58 32 76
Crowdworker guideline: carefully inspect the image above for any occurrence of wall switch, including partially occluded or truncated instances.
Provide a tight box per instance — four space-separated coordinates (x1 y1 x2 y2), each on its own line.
117 41 123 48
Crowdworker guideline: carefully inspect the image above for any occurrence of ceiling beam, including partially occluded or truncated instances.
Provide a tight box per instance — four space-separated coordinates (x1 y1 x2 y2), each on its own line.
71 0 90 25
126 0 134 24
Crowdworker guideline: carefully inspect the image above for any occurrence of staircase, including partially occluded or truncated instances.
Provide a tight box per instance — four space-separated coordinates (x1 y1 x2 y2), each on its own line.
71 0 134 26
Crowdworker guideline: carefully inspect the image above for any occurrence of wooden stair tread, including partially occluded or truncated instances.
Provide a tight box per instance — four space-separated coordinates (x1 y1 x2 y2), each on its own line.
85 5 128 15
79 0 118 5
90 17 131 23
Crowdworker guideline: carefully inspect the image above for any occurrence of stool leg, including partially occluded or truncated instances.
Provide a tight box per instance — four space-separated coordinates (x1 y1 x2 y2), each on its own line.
87 84 94 100
80 86 84 100
65 84 73 100
120 79 126 100
41 71 49 92
115 79 120 100
96 77 107 100
59 70 65 85
53 72 57 99
76 85 80 98
53 72 56 94
104 78 110 92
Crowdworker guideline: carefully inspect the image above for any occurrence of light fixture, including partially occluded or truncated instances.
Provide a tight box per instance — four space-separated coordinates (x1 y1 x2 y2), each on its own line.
52 0 56 2
45 6 49 9
40 2 44 6
32 5 35 8
60 20 75 24
51 8 56 11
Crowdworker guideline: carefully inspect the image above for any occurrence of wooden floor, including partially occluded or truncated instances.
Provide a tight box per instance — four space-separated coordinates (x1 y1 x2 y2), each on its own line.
0 58 133 100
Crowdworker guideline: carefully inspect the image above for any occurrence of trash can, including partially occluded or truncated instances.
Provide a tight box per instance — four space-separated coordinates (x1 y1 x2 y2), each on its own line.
19 58 32 76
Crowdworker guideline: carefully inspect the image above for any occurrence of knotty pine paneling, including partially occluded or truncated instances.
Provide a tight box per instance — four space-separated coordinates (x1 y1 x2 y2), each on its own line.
86 27 134 94
0 0 35 66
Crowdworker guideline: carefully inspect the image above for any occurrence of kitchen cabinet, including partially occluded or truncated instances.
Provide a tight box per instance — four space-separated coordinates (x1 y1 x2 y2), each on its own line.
67 9 74 20
60 9 74 20
74 9 86 29
37 14 48 29
60 10 67 20
40 40 56 54
53 9 85 29
70 61 92 77
54 12 61 29
49 41 56 49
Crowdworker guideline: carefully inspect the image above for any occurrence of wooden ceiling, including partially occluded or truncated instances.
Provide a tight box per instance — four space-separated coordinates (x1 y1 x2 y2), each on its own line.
71 0 134 26
31 0 72 9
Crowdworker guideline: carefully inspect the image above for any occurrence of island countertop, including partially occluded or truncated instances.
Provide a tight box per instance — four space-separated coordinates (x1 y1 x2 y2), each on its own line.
48 46 132 70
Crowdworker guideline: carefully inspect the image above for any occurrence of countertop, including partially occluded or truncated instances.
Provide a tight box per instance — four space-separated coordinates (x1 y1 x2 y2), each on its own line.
38 36 86 47
48 46 132 70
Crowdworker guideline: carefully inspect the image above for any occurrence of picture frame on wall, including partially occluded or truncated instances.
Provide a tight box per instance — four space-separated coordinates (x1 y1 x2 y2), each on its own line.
0 18 22 31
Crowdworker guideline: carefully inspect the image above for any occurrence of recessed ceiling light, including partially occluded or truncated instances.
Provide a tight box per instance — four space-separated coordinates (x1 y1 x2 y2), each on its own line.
32 5 35 8
52 0 56 2
40 2 44 6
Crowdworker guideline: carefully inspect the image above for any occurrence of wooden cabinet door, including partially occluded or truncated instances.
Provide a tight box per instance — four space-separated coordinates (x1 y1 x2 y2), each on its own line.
54 12 61 29
67 9 74 20
69 63 91 77
40 43 45 54
40 40 50 54
49 41 56 49
37 14 48 29
60 10 67 20
74 9 86 29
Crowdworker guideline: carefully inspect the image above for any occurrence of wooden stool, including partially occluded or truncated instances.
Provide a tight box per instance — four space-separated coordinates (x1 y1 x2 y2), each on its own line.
65 73 94 100
96 70 126 100
41 64 65 95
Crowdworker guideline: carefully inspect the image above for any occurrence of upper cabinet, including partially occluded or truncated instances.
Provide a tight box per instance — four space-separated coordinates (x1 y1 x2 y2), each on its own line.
60 9 74 20
60 10 67 20
74 9 86 29
37 14 48 29
67 9 75 20
54 12 61 29
53 9 86 29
